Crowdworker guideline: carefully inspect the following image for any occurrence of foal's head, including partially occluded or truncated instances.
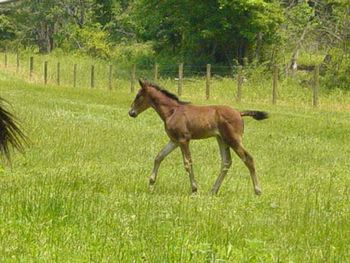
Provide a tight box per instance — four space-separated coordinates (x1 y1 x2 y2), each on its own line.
129 80 189 118
128 80 152 118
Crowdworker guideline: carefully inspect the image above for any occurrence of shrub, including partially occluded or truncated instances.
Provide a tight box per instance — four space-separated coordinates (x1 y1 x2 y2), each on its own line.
323 47 350 90
57 23 111 59
110 42 155 67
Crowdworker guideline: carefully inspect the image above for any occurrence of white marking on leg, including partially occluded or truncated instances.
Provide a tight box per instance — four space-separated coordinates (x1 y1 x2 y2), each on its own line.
211 137 232 194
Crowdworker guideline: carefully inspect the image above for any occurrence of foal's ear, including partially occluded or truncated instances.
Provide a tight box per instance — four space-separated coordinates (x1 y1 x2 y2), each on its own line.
139 79 145 89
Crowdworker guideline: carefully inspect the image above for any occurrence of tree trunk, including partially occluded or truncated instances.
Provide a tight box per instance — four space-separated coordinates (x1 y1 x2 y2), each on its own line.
255 32 263 62
37 21 55 53
289 22 310 71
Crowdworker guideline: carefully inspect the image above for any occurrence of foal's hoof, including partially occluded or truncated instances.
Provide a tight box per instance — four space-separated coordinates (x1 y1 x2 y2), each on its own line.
148 184 155 193
190 187 198 196
149 177 156 185
254 187 262 195
190 191 198 197
210 190 218 196
148 178 156 192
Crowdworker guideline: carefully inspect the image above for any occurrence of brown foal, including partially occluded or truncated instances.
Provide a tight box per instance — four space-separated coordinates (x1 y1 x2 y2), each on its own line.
129 80 268 195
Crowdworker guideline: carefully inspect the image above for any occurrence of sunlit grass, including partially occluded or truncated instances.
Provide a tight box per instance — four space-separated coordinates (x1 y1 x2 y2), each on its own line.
0 63 349 262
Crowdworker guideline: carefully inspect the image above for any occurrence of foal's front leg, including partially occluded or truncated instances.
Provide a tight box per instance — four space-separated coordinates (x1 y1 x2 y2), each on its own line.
179 141 198 194
149 141 177 186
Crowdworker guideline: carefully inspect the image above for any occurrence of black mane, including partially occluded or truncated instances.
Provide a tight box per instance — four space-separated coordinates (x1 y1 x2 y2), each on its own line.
146 81 190 105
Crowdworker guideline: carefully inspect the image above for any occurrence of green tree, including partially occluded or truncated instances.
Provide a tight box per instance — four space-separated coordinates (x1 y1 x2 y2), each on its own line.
129 0 283 65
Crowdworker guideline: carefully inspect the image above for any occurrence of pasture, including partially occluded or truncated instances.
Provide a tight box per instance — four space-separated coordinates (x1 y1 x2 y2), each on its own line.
0 70 349 262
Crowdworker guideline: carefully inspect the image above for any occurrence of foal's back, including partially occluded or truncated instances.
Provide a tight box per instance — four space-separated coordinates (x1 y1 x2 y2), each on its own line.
167 104 243 140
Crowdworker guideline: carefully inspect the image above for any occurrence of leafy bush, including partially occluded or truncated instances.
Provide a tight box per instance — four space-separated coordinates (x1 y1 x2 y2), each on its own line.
58 23 111 59
110 42 155 67
297 53 325 67
323 47 350 90
0 14 16 50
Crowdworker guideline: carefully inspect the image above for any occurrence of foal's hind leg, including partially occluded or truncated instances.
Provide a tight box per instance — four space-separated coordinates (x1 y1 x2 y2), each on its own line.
149 141 178 186
179 140 198 194
211 136 232 195
231 141 261 195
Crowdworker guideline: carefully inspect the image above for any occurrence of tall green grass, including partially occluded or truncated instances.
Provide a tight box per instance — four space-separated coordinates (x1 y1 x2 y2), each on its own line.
1 52 132 89
0 64 349 261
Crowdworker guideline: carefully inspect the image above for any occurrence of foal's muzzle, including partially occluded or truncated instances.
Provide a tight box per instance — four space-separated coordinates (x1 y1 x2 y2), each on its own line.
128 109 137 118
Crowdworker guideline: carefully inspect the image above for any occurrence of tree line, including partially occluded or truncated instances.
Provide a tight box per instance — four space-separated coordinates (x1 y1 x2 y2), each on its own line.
0 0 350 89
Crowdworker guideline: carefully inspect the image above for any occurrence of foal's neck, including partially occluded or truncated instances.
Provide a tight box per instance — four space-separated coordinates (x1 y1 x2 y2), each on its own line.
147 88 179 121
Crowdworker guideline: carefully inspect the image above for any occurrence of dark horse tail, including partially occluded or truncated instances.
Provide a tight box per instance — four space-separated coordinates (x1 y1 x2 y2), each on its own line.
0 98 27 162
240 110 269 121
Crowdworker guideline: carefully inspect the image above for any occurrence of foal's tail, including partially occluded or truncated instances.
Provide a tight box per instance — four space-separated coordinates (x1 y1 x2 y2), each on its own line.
240 110 269 121
0 98 28 162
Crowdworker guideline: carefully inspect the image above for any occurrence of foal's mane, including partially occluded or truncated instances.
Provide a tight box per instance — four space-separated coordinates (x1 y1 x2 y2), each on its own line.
147 82 190 105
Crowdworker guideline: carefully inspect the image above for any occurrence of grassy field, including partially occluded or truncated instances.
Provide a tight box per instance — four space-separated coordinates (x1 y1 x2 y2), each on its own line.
0 69 350 262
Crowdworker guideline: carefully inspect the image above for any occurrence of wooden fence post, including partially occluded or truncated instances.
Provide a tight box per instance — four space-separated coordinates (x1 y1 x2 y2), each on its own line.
90 65 95 88
236 65 243 102
44 61 48 85
57 62 60 86
285 63 289 79
108 64 113 90
154 63 159 82
272 64 278 104
4 53 7 68
178 63 183 96
16 53 19 73
29 56 34 80
243 57 248 67
73 64 77 88
130 64 136 92
313 65 319 107
206 64 211 100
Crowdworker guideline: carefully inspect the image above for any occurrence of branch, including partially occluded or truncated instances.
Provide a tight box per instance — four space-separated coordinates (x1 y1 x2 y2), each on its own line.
319 26 343 42
0 0 19 4
114 28 136 37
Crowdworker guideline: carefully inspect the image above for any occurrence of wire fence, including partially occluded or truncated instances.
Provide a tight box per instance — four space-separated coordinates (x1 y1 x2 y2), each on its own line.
0 52 322 107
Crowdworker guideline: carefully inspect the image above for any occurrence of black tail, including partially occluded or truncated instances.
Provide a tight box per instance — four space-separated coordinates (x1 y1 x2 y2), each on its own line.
0 98 28 162
240 110 269 121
